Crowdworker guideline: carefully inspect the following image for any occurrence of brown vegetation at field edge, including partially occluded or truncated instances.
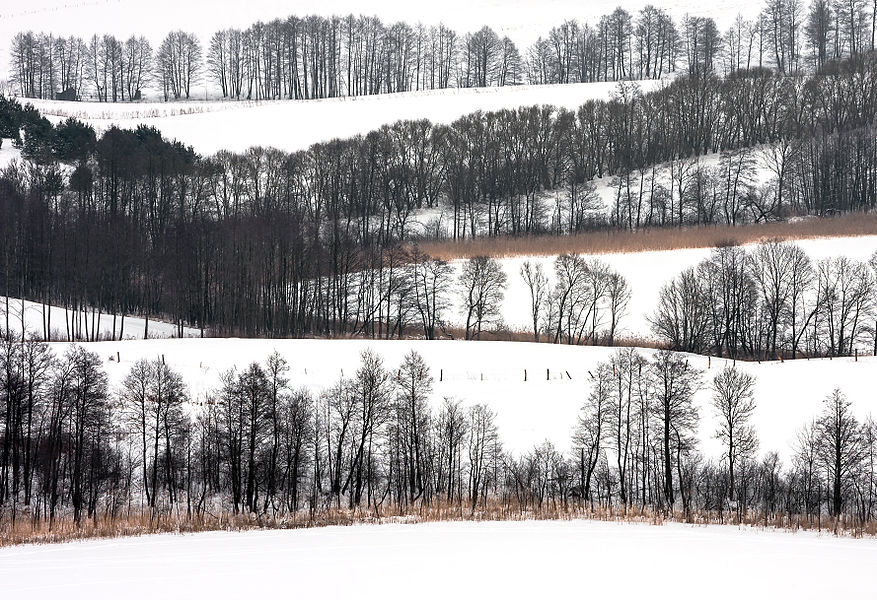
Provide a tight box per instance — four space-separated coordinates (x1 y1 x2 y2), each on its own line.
416 214 877 260
2 501 873 548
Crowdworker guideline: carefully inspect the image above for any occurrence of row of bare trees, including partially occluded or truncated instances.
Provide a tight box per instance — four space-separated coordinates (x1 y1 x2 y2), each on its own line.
207 19 523 100
12 0 877 101
652 241 877 359
575 349 875 520
2 340 874 529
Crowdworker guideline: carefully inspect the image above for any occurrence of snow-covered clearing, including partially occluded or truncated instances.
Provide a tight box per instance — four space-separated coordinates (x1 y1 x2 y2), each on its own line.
20 80 665 154
47 337 877 462
1 296 201 340
2 519 875 599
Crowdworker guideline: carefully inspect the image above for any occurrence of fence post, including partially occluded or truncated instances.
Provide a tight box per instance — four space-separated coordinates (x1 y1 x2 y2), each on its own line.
546 368 549 381
524 369 527 382
440 369 443 382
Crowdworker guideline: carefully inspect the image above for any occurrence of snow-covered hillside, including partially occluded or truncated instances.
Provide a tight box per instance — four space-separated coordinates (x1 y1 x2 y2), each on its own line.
1 297 201 340
2 519 874 599
49 337 877 462
21 80 665 154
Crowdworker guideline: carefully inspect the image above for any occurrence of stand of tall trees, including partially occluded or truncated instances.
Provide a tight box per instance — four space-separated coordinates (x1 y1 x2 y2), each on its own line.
652 240 877 359
10 32 157 102
2 340 876 531
3 53 877 339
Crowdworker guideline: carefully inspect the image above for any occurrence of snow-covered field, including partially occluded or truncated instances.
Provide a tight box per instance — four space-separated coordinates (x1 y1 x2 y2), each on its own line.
2 519 875 599
21 80 665 154
48 337 877 462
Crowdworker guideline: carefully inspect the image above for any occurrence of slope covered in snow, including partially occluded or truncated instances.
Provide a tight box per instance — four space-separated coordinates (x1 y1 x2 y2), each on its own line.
22 80 664 154
2 519 874 599
1 296 201 340
47 337 877 462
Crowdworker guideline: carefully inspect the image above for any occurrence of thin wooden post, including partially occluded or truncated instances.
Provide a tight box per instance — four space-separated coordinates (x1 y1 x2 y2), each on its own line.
524 369 527 382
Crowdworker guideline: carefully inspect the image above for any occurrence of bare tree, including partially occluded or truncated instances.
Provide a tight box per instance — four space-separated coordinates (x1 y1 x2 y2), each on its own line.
520 260 549 341
467 404 499 509
650 267 711 353
573 363 611 503
712 365 758 503
816 388 864 516
650 350 701 508
410 248 453 340
458 256 508 339
394 350 432 503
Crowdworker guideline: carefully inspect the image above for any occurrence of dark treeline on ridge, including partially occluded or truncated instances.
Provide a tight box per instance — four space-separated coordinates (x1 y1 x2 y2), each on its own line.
7 0 875 101
2 54 877 339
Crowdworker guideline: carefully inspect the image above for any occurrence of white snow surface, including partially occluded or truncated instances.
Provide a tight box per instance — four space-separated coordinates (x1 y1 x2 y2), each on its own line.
1 296 201 340
21 80 664 154
48 337 877 462
2 519 876 599
0 139 20 168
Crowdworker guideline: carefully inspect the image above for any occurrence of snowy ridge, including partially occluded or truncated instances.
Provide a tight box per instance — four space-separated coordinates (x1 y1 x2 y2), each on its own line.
19 80 665 154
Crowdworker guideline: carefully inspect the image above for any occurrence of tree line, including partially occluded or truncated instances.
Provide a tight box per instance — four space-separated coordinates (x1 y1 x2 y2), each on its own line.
652 241 877 360
9 0 877 101
3 52 877 338
1 339 874 531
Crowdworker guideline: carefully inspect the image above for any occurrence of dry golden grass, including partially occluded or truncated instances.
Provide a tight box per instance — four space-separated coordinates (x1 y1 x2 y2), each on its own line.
416 213 877 260
3 500 876 547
